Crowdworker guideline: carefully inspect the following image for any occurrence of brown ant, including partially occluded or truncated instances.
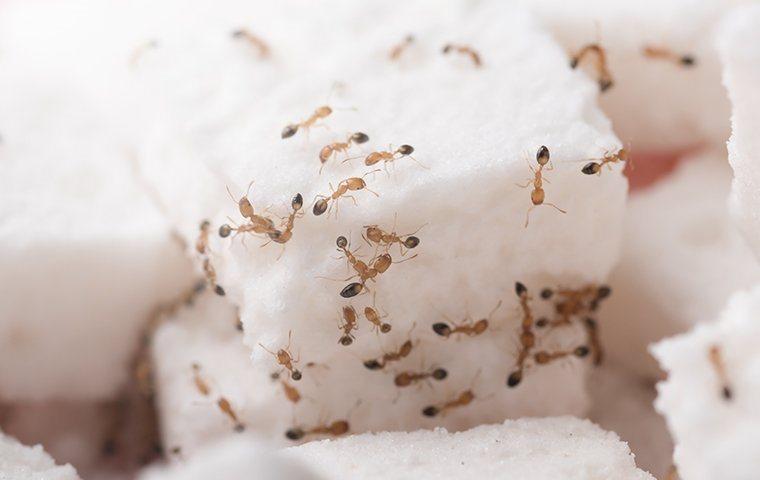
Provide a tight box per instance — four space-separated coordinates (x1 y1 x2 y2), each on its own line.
202 258 225 296
432 301 502 339
259 331 302 380
708 345 732 401
197 220 225 295
319 132 369 173
581 149 629 175
281 105 333 139
365 294 392 333
192 363 211 396
533 346 590 365
389 34 415 61
196 220 212 255
363 145 425 170
231 28 270 58
517 145 566 227
642 45 696 67
331 236 414 298
422 389 475 417
313 171 380 217
507 282 536 388
364 337 415 371
395 367 448 387
582 318 603 366
265 193 304 245
570 43 614 92
285 420 349 441
442 44 482 67
219 183 277 239
216 397 245 432
338 305 359 346
363 221 422 256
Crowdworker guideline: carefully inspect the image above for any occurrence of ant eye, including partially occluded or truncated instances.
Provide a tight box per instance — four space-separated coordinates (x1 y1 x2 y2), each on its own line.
292 193 303 210
351 132 369 144
281 124 298 139
219 224 233 238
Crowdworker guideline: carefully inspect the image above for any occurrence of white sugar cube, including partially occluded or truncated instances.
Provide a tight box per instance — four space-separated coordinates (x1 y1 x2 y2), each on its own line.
601 151 760 377
0 431 80 480
137 0 627 440
651 285 760 480
718 3 760 261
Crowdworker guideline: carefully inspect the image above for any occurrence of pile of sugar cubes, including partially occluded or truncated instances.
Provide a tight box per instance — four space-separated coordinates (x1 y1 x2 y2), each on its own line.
1 0 759 479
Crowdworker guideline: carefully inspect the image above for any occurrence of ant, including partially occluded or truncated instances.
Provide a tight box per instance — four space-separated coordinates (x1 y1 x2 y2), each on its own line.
363 221 422 256
642 45 696 67
442 44 482 67
281 105 333 139
231 28 270 58
219 183 277 239
331 236 413 298
570 43 614 92
197 220 225 295
507 282 536 388
285 420 349 441
338 305 359 346
364 145 424 170
265 193 304 245
533 346 590 365
313 171 380 217
583 318 603 366
196 220 212 255
259 331 302 380
365 294 392 333
432 301 502 339
202 258 225 296
517 145 566 227
581 149 629 176
216 397 245 432
389 34 415 61
319 132 369 173
708 345 732 401
270 372 301 404
422 389 475 417
395 367 448 387
364 337 415 370
192 363 211 396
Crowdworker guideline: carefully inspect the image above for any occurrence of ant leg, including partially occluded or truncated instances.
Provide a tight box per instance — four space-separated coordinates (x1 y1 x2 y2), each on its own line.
524 206 536 228
544 202 567 214
407 155 429 170
515 179 532 188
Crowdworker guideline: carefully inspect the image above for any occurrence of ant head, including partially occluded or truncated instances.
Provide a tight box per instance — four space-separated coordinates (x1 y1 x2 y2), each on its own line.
380 323 392 334
339 335 353 346
199 220 211 230
680 55 696 67
291 370 302 381
219 224 233 238
214 285 226 296
365 226 382 241
340 282 364 298
292 193 304 211
540 288 553 300
403 236 420 249
285 428 304 441
536 145 550 165
398 144 414 156
313 199 329 216
582 162 601 175
506 370 522 388
281 124 299 139
433 322 453 337
351 132 369 144
363 359 382 370
422 406 439 417
336 236 348 248
234 423 246 433
535 318 548 328
515 282 527 297
574 346 590 358
432 368 448 380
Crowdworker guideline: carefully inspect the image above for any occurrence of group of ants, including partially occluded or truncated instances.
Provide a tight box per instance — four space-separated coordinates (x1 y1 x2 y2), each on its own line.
176 29 734 447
